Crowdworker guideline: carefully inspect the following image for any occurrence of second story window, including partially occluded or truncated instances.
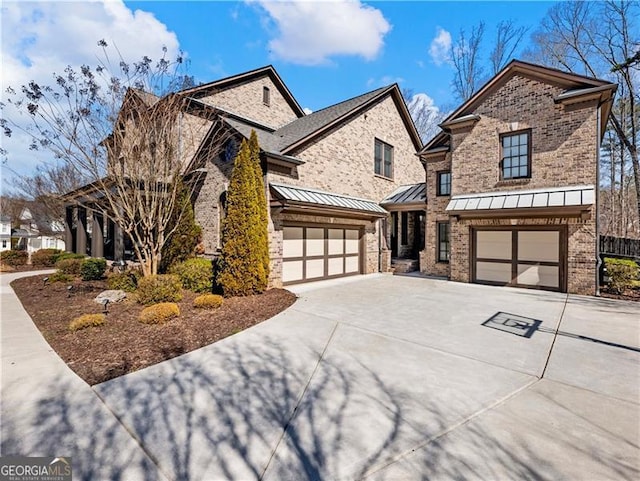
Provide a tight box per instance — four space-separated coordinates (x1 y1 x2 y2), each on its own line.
374 139 393 179
501 130 531 180
437 171 451 196
263 86 270 106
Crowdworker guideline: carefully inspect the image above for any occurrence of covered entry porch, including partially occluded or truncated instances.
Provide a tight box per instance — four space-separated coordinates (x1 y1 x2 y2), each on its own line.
381 183 427 273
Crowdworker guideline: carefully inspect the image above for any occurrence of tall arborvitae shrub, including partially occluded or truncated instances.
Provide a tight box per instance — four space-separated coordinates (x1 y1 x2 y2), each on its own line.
159 183 202 273
218 136 269 296
249 130 270 284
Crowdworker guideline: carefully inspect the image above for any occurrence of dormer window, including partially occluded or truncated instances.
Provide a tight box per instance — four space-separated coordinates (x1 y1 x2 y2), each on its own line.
263 86 270 106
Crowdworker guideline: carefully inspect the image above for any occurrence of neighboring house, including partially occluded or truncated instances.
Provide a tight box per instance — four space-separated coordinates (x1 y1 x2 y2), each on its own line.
0 215 11 251
418 60 616 295
63 66 425 286
14 206 65 253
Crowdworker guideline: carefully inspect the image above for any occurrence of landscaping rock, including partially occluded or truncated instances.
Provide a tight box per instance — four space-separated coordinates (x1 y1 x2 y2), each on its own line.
94 290 127 305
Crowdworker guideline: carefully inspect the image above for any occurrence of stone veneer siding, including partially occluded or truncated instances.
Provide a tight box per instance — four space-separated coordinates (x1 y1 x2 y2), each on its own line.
421 73 601 295
198 76 299 130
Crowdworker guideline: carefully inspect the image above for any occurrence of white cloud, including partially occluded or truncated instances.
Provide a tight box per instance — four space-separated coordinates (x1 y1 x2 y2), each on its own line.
367 75 404 88
406 92 447 142
0 0 180 185
303 107 313 115
429 27 452 66
250 0 391 65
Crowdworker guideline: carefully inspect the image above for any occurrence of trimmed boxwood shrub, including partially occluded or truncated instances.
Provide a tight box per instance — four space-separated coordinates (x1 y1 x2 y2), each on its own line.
80 257 107 281
69 313 106 331
55 258 84 275
49 272 74 283
31 248 62 267
193 293 224 309
107 271 140 292
53 252 85 263
136 274 183 305
169 258 213 293
604 257 639 294
139 302 180 324
0 250 28 266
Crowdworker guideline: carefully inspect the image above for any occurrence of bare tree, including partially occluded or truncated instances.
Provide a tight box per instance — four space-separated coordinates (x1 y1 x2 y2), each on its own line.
450 20 527 101
526 0 640 232
1 41 226 275
451 22 485 102
490 20 528 75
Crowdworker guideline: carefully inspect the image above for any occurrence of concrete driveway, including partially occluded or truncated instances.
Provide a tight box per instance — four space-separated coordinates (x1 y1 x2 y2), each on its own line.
94 274 639 480
2 272 639 480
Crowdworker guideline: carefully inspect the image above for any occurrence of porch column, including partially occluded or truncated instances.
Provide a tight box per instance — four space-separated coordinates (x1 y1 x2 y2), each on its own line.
113 222 124 262
91 211 104 258
64 206 74 252
76 207 87 256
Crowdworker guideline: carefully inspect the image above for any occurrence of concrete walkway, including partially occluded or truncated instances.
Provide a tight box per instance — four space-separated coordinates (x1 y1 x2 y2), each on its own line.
0 271 167 480
2 272 639 480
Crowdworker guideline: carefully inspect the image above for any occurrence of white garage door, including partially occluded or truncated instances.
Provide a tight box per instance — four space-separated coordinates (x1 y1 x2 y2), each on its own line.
473 228 564 291
282 225 361 284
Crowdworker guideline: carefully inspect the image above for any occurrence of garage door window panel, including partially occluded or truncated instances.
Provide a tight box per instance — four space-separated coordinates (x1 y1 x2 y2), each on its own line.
518 231 559 263
283 227 304 258
476 231 512 260
517 264 559 288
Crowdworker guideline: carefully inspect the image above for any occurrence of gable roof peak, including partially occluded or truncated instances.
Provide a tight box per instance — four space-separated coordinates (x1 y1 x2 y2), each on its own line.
178 65 305 118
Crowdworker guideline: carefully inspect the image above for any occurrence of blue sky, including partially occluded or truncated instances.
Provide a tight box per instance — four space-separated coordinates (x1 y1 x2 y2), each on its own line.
125 0 553 110
1 0 555 185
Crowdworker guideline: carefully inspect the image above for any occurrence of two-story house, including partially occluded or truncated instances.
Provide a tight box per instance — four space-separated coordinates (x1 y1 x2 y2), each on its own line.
63 66 425 286
0 215 11 251
418 60 616 295
181 67 424 286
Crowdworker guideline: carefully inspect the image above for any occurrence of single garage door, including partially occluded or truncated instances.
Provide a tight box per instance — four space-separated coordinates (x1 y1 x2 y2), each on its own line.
473 227 566 292
282 225 361 285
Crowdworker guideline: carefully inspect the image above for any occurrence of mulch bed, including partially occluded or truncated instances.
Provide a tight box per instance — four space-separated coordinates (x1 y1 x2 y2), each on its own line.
11 274 297 385
599 287 640 302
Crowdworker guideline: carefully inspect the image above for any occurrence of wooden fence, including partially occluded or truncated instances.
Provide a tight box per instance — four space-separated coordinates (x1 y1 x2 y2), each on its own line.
600 235 640 259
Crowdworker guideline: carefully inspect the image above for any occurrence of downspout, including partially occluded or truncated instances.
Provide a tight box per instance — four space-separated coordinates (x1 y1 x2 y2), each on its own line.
595 105 602 296
378 218 382 273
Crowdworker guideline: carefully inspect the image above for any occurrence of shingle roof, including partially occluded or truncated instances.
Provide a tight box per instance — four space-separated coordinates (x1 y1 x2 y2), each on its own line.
223 117 282 153
381 183 427 206
270 183 387 215
273 86 390 152
446 185 595 212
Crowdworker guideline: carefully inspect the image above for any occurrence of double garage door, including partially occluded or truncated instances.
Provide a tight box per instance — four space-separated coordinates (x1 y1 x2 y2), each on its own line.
473 227 566 292
282 225 361 285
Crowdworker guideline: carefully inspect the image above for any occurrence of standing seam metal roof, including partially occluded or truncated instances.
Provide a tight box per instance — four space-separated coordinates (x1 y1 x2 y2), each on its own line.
381 183 427 205
270 183 387 215
445 185 595 212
